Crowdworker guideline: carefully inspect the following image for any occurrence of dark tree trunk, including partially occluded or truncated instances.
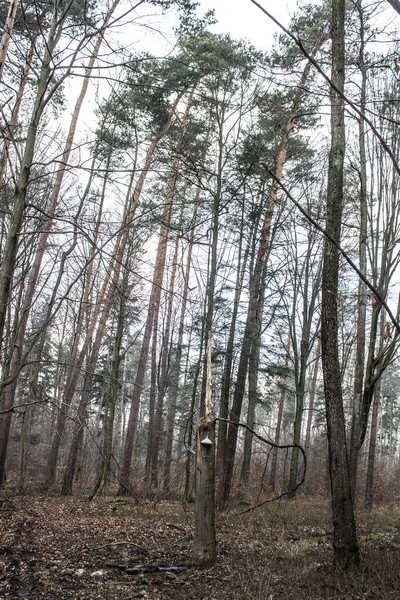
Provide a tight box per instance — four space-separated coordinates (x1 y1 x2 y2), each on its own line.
321 0 360 568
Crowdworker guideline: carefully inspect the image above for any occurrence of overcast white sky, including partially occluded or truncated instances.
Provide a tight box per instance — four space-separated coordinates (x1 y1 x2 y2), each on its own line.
197 0 295 49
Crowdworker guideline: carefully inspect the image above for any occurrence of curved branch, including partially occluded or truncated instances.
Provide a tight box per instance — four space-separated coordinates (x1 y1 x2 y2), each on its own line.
216 417 306 513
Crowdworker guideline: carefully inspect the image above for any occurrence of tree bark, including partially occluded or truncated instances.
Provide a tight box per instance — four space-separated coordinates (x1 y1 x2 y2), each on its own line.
304 336 321 482
193 333 216 566
0 25 37 185
321 0 360 568
0 0 18 82
349 0 368 501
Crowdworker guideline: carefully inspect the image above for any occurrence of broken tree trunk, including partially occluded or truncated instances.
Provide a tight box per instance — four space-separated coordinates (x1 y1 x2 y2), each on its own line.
193 334 216 566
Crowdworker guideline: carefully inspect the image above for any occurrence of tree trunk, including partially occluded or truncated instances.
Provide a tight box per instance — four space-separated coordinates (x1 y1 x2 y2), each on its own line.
321 0 360 568
45 93 181 489
0 0 18 82
0 2 121 485
0 5 69 361
364 311 387 508
288 246 321 497
269 333 291 491
145 312 159 487
193 333 216 566
304 336 321 482
44 156 112 489
149 224 181 488
349 0 368 501
61 295 112 496
217 196 252 494
0 25 37 185
220 60 311 508
118 136 180 495
88 268 127 501
364 378 380 509
163 200 197 490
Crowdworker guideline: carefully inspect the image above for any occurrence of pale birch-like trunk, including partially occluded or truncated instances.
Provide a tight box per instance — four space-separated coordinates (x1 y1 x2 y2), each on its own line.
0 0 18 82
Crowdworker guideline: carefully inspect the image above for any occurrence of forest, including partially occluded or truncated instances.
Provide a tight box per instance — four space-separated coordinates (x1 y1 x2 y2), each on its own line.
1 0 400 598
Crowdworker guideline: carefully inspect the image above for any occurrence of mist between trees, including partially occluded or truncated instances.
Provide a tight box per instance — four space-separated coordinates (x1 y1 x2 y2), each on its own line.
1 0 400 570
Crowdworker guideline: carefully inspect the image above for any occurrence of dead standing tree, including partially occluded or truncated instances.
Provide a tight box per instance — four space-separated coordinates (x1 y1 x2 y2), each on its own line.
193 333 216 566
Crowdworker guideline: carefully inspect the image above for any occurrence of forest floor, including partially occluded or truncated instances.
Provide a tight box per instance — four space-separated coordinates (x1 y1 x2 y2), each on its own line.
1 492 400 599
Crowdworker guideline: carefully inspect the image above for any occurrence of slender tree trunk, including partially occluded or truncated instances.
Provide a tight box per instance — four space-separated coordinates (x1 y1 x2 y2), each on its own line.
0 26 37 185
217 198 252 496
45 94 181 488
240 334 260 488
304 336 321 481
240 229 272 489
193 334 216 566
145 311 159 487
364 312 386 508
321 0 360 567
364 378 380 509
44 157 112 488
220 62 310 508
349 1 368 500
118 138 180 495
269 333 291 491
16 323 49 493
288 254 321 497
0 0 18 82
193 95 222 562
163 198 198 491
0 4 69 360
89 275 127 500
0 2 121 484
61 284 115 496
0 200 83 486
184 326 204 501
145 93 195 487
149 226 181 488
